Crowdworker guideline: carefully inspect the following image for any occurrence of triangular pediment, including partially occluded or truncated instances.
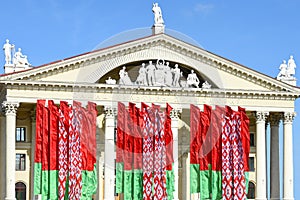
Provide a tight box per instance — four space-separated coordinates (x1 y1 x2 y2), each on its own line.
1 33 299 94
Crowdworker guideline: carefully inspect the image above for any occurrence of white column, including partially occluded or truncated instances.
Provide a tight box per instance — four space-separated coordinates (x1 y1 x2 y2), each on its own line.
255 111 268 200
171 109 181 200
283 112 295 200
269 114 281 200
104 107 115 200
2 101 19 200
0 112 6 200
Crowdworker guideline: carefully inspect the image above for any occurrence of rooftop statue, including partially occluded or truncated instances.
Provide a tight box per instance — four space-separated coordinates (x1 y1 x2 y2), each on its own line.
13 48 30 66
3 39 15 65
287 55 296 78
152 3 164 25
277 60 288 80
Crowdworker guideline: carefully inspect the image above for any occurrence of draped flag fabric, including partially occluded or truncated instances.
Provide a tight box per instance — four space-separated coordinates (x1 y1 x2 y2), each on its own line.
34 100 98 200
190 104 250 199
116 102 174 200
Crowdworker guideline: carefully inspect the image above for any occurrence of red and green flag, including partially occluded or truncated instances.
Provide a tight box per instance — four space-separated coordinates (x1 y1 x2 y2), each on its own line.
116 102 174 200
34 100 98 200
190 104 250 200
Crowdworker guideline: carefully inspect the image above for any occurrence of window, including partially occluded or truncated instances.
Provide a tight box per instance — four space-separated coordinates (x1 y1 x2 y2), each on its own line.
16 127 26 142
249 157 255 172
250 133 255 146
247 181 255 199
16 154 26 171
15 182 26 200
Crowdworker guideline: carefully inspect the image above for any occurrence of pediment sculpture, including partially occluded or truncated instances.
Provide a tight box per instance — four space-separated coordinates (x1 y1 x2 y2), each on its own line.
105 59 212 89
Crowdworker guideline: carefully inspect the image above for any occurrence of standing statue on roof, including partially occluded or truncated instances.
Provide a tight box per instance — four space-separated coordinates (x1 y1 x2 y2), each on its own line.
287 55 296 78
152 3 164 25
3 39 15 65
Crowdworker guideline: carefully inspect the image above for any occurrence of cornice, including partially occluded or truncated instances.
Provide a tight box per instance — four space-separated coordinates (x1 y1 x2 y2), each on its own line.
0 34 298 93
2 80 299 101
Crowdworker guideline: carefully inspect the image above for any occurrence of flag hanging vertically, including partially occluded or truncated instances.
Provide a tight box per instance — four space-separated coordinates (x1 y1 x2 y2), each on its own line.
34 100 98 200
116 102 173 200
190 104 250 200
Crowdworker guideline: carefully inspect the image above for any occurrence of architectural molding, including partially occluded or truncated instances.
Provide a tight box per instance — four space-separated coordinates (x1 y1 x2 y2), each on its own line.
3 80 299 101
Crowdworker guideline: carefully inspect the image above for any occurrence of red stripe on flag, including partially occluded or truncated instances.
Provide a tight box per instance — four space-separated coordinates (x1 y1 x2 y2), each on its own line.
165 103 173 170
199 104 211 170
35 100 46 163
190 104 200 164
41 102 50 171
48 100 59 170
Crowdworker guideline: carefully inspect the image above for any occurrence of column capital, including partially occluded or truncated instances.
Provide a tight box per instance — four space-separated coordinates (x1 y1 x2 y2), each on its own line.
1 101 19 115
269 113 282 126
170 108 182 119
31 108 36 122
284 112 296 124
254 111 269 122
104 106 116 118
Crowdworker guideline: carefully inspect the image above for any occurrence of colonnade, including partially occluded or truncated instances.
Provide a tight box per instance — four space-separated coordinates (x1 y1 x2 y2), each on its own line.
0 101 296 200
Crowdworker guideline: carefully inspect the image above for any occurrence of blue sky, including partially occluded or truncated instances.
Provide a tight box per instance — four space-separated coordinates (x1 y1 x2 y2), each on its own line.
1 0 299 198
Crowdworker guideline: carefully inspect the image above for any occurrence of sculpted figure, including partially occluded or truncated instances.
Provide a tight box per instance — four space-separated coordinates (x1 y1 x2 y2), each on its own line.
287 55 296 77
13 48 30 66
164 62 173 86
146 61 156 86
187 69 200 88
136 63 148 85
119 66 132 85
202 81 211 89
277 60 288 80
3 39 14 65
105 77 116 84
172 64 181 87
152 3 164 25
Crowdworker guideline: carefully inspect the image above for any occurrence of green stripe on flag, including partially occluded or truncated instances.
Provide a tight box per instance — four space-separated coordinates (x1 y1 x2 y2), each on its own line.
116 162 124 193
166 169 175 200
190 164 200 193
211 170 222 200
34 163 42 195
133 169 143 200
245 171 250 193
124 170 133 199
81 164 98 199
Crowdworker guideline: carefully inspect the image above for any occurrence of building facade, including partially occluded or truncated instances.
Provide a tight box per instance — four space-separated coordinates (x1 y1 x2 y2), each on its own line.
0 6 299 200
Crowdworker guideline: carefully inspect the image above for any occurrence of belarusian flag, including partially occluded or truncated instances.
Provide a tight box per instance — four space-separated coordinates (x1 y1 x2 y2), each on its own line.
116 102 174 200
34 100 98 199
190 104 250 199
